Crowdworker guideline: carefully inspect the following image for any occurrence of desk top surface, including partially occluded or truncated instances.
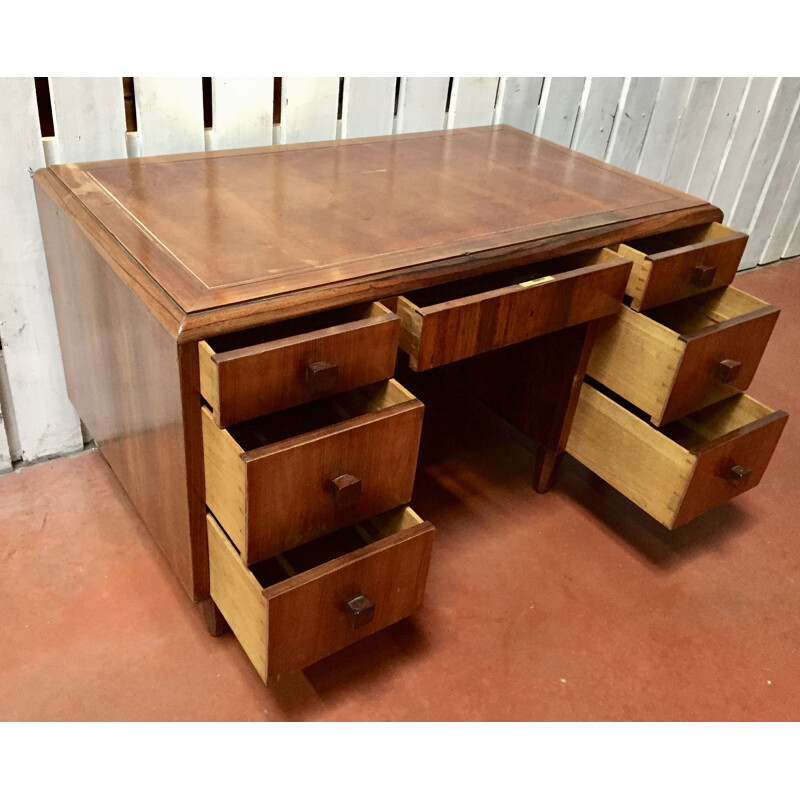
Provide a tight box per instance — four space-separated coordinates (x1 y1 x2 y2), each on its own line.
45 125 718 328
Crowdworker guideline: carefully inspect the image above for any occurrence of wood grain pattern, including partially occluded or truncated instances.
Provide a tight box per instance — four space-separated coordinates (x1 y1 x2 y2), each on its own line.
567 383 695 527
397 249 631 370
470 320 602 492
202 380 424 564
208 507 434 681
263 508 434 680
673 398 788 527
567 383 788 529
199 302 400 427
33 173 196 596
207 514 269 677
48 126 712 319
617 221 747 311
587 286 779 425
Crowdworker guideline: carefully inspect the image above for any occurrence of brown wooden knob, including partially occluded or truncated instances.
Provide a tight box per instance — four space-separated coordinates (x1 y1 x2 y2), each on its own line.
725 464 752 486
345 595 375 628
690 264 716 287
305 360 338 394
715 358 742 383
328 473 361 507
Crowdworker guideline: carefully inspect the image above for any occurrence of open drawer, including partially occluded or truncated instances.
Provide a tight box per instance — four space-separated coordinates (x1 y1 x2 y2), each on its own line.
615 222 747 311
203 379 424 565
587 285 780 425
395 248 631 370
199 301 400 427
566 382 788 529
208 507 434 682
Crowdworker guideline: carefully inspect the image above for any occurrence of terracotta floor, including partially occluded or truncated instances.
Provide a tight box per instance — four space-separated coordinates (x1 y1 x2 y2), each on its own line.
1 261 799 721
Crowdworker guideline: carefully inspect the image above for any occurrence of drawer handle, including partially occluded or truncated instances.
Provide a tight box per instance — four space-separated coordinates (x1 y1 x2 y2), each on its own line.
328 473 362 507
725 464 753 487
714 359 742 384
690 264 717 287
305 360 339 394
345 595 375 628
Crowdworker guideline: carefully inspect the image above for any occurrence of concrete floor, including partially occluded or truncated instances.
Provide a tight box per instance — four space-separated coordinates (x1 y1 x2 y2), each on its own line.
1 261 798 721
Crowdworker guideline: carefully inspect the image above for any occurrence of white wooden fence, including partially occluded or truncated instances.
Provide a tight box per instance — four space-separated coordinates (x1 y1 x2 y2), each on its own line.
1 76 799 471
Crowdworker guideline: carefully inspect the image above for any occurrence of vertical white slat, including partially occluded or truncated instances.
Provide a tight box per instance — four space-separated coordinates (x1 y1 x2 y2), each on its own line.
210 77 273 150
497 77 544 132
48 77 127 164
709 78 778 219
742 99 800 265
761 157 800 262
448 77 499 128
571 77 625 160
341 77 396 139
729 78 800 232
636 78 693 182
534 77 585 146
133 77 205 156
0 78 83 462
280 77 339 144
396 77 449 133
0 351 13 470
605 77 660 171
663 78 721 190
782 211 800 259
686 77 749 200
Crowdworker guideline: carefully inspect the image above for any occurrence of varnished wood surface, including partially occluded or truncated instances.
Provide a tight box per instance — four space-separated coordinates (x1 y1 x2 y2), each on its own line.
470 320 602 492
397 248 630 370
207 507 434 682
617 221 747 311
34 176 197 597
588 286 780 426
566 383 788 529
202 381 424 564
44 126 719 337
199 301 400 427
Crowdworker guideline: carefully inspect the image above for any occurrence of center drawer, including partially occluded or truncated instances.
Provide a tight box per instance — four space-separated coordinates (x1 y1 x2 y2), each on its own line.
208 507 435 682
587 286 779 425
203 379 424 565
395 248 631 370
566 382 788 529
199 301 400 427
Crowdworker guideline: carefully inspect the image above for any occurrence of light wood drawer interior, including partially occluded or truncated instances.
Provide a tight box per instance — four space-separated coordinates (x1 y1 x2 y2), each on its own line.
567 382 788 529
587 286 779 426
199 301 400 427
395 248 631 370
203 379 424 565
615 222 747 311
208 507 434 682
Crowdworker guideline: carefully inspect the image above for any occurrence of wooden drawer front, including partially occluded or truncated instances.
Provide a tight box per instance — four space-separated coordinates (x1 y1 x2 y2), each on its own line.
587 286 779 426
199 302 400 427
566 383 787 529
208 508 434 682
203 380 423 565
616 222 747 312
396 248 631 370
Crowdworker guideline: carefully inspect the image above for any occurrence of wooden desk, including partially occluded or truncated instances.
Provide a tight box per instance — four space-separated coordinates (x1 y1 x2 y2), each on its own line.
33 125 784 682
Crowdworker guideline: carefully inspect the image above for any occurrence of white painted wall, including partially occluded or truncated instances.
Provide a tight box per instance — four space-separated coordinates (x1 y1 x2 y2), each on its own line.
0 76 798 469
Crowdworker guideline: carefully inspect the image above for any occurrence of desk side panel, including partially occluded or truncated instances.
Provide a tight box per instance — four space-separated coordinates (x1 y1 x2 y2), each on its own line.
34 178 197 598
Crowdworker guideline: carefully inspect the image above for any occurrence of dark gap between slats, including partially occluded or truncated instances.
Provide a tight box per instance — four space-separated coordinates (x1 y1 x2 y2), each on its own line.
34 78 54 137
202 77 213 129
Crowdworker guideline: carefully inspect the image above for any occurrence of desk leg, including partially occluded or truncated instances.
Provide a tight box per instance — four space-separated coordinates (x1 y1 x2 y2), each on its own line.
200 598 228 636
470 319 600 492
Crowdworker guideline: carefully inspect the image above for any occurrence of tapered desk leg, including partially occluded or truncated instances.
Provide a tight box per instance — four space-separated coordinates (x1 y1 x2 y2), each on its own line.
200 598 228 636
470 319 601 492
